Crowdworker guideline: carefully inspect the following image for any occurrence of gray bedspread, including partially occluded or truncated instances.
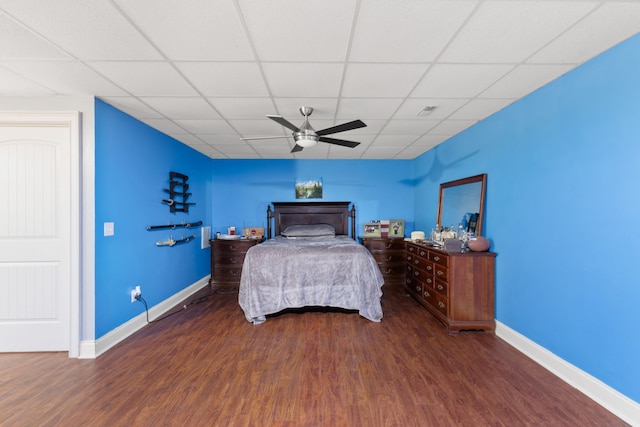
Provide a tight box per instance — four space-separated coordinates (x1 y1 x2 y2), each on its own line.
238 236 384 324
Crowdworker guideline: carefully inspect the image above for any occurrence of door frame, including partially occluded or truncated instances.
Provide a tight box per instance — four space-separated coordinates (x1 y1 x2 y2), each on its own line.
0 112 81 357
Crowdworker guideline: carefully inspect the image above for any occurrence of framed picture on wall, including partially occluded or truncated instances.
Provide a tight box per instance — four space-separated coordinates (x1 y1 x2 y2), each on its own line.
389 219 405 238
363 222 381 237
295 178 323 199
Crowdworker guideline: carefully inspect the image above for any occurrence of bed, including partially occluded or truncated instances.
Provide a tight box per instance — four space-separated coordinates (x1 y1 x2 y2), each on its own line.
238 202 384 324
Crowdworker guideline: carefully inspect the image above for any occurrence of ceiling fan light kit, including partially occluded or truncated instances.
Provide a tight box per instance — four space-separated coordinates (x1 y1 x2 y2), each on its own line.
242 107 367 153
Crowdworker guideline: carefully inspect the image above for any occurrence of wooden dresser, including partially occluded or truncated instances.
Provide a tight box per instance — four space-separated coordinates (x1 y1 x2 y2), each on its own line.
405 241 496 333
360 237 406 287
209 239 259 290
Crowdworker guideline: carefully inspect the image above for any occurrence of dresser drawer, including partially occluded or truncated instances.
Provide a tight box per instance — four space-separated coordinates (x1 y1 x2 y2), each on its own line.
371 252 405 264
212 252 248 265
213 241 253 252
363 238 405 251
434 278 448 296
433 264 448 282
213 266 243 281
429 251 448 267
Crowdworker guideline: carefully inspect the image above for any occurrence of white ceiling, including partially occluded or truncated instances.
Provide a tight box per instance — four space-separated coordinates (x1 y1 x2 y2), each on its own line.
1 0 639 160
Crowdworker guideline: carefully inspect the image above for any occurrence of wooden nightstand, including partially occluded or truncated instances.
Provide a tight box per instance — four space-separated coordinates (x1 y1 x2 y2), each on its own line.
360 237 406 288
209 238 260 291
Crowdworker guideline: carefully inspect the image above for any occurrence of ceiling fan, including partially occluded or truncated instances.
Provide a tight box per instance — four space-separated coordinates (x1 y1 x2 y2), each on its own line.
241 106 367 153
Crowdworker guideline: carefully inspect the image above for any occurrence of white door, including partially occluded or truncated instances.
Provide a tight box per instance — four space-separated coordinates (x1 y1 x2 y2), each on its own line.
0 114 76 352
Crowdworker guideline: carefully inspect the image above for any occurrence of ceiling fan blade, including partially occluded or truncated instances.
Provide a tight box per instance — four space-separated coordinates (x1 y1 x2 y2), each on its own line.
316 119 366 136
267 115 300 132
290 144 304 153
241 135 292 141
319 136 361 148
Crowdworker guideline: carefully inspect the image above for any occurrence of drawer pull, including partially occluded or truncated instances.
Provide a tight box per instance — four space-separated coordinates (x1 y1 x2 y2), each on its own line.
409 247 415 252
437 271 444 276
420 250 426 257
437 284 444 291
433 256 440 261
424 291 431 297
426 279 432 284
230 258 237 263
438 301 446 308
384 269 392 274
416 285 421 292
414 260 419 265
385 243 392 249
407 255 413 262
426 265 432 271
385 256 392 261
414 271 420 277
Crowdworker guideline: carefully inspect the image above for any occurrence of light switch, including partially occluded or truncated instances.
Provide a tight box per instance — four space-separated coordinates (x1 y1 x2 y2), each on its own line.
201 226 211 249
104 222 114 237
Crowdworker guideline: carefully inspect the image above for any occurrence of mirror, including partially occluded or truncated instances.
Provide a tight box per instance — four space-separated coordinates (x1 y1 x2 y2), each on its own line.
437 174 487 236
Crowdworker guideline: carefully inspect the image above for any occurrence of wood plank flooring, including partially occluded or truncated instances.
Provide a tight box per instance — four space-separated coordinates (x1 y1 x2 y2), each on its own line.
0 285 627 426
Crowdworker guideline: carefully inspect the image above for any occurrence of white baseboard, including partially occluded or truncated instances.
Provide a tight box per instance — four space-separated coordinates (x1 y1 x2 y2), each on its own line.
79 276 210 359
496 321 640 426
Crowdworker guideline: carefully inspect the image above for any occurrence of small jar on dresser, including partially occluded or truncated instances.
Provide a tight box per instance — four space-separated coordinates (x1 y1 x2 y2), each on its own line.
360 237 406 288
209 238 260 291
405 240 496 333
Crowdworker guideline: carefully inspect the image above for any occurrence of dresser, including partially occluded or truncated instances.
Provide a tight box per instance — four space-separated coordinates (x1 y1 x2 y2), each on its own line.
360 237 406 287
209 239 259 290
405 241 496 333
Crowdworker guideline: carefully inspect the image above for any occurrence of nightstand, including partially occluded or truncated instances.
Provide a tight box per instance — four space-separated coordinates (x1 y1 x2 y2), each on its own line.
209 238 260 291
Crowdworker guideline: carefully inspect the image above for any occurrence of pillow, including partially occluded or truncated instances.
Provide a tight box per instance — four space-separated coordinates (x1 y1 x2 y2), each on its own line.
281 224 336 238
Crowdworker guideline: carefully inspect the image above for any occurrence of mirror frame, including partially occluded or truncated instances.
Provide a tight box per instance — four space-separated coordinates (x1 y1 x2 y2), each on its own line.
437 173 487 237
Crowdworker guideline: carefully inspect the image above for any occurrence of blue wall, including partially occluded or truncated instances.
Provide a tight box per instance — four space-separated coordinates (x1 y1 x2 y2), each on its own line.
414 34 640 403
210 159 414 238
94 99 213 338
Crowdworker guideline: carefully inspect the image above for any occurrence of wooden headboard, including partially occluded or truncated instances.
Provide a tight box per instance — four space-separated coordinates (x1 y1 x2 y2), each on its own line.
267 202 356 239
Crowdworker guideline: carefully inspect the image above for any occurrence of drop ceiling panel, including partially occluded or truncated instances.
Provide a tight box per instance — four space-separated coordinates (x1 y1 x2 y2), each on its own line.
113 0 254 61
239 0 356 62
448 99 514 121
176 62 269 97
528 2 640 64
439 1 598 63
140 97 220 120
2 60 127 95
0 0 162 60
380 120 439 135
90 61 197 96
99 96 164 119
262 63 344 98
174 119 236 134
412 64 514 98
0 66 54 95
0 13 69 59
394 99 470 120
273 99 339 119
337 98 404 120
480 64 574 99
208 98 275 120
349 0 476 62
342 63 427 97
372 135 421 146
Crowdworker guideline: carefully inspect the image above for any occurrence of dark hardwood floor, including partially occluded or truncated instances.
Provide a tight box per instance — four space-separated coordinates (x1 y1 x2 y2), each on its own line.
0 285 626 426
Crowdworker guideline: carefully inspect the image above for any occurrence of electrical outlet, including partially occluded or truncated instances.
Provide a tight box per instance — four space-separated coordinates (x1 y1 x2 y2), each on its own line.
130 285 141 303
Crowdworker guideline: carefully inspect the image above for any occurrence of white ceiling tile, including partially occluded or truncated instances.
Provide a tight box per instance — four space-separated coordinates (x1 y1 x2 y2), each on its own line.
176 62 269 97
113 0 254 61
197 135 245 145
528 2 640 64
99 96 164 119
2 60 127 96
480 64 574 99
263 63 344 97
0 13 69 59
0 0 162 60
413 134 452 147
337 98 404 120
0 66 54 95
429 120 476 135
208 98 275 119
174 119 235 134
239 0 356 61
439 1 597 63
228 119 290 137
350 0 476 62
140 97 220 120
371 135 421 146
342 63 427 97
273 100 339 119
141 118 189 135
448 99 514 121
394 99 470 120
362 145 405 159
412 64 514 98
89 61 197 96
380 120 439 135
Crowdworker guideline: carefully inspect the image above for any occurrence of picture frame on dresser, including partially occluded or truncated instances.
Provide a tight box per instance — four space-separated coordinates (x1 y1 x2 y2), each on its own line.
363 222 381 237
389 219 405 238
